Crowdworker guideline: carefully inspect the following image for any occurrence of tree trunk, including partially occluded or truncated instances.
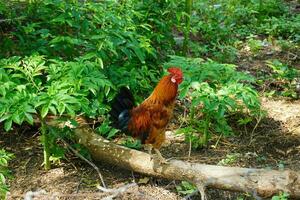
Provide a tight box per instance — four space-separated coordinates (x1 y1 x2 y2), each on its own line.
74 126 300 199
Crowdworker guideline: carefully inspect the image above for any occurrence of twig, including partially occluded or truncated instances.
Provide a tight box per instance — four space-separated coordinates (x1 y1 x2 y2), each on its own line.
213 133 223 148
188 137 192 159
97 183 137 200
244 124 248 136
164 180 176 189
22 157 32 174
61 139 107 188
131 171 136 183
194 180 207 200
64 156 78 171
218 139 240 147
249 114 263 145
76 177 83 193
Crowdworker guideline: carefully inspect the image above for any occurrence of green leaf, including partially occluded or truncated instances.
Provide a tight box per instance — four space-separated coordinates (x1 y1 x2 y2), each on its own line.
97 58 104 69
0 173 6 183
65 105 75 117
107 128 119 139
34 100 48 108
49 105 57 115
25 113 34 125
41 105 49 118
81 52 97 60
69 119 79 127
4 120 12 131
0 158 8 167
12 112 21 125
0 114 12 123
179 85 190 99
57 103 66 115
131 46 145 63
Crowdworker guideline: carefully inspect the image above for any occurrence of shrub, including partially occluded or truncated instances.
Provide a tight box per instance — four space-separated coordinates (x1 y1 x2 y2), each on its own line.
165 56 261 148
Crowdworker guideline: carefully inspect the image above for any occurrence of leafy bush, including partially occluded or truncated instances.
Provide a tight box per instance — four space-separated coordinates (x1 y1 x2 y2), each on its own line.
180 0 296 61
263 60 299 98
165 56 261 148
134 0 180 57
0 0 181 169
0 149 14 199
0 0 180 66
258 15 300 41
246 36 264 55
0 55 113 169
106 65 160 102
0 55 112 130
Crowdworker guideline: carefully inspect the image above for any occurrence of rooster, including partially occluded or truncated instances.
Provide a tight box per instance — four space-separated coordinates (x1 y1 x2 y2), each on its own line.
110 67 183 163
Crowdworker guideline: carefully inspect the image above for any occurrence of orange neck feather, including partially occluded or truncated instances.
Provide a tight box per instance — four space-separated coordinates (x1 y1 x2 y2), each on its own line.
147 75 178 104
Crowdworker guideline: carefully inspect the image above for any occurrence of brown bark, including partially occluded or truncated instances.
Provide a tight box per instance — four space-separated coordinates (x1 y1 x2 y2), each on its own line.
73 126 300 199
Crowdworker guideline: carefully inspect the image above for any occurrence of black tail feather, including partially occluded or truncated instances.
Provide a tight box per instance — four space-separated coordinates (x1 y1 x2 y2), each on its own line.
110 87 135 131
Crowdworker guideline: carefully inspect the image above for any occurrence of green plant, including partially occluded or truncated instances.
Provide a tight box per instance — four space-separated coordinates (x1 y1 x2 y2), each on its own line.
175 0 296 61
96 119 119 139
218 153 241 166
0 0 297 176
0 55 113 169
258 15 300 42
106 65 160 102
246 36 264 55
0 149 14 199
176 126 207 149
176 181 197 195
0 0 180 67
165 56 262 148
264 60 299 98
122 137 142 150
0 0 184 169
272 192 289 200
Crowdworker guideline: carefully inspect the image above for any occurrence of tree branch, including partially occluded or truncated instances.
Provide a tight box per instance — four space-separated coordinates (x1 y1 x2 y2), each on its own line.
73 126 300 199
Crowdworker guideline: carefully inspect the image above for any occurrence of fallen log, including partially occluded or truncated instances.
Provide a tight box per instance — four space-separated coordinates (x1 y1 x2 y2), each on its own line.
73 126 300 199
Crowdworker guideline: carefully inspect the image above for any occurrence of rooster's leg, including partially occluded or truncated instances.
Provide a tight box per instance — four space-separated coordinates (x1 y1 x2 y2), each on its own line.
144 144 153 155
144 144 168 164
154 148 168 164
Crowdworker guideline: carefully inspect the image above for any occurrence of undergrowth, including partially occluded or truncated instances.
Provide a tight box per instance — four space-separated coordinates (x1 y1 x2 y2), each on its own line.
165 56 262 148
0 149 13 199
0 1 298 195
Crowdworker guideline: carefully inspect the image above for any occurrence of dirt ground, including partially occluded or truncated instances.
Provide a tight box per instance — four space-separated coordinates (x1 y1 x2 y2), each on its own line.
1 96 300 200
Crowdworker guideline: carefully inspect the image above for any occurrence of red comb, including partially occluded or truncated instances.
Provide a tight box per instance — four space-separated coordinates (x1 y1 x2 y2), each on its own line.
167 67 182 76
